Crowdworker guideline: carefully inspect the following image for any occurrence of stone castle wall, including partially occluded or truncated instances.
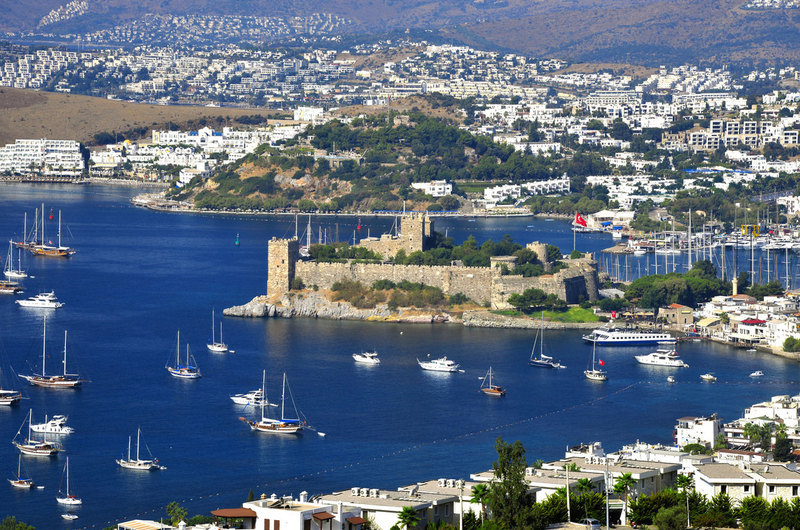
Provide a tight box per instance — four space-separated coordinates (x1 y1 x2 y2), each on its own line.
295 260 495 305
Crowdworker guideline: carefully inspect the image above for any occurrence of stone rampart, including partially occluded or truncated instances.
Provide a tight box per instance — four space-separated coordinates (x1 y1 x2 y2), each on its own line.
295 261 495 305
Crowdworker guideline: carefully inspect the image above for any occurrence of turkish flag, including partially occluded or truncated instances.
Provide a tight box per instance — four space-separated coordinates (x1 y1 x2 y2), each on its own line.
49 209 54 220
575 211 587 227
611 310 617 319
599 359 605 366
357 218 361 231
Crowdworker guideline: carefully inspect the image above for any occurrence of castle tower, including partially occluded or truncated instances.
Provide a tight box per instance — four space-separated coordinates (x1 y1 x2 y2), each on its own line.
400 213 433 253
267 237 299 297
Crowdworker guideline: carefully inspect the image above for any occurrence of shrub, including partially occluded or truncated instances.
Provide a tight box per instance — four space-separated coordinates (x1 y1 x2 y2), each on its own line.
372 279 396 290
784 336 800 352
290 277 305 290
449 292 469 305
569 249 584 259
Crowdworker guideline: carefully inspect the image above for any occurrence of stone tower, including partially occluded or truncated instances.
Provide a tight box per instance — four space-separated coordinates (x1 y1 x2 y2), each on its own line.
267 237 299 297
400 213 433 253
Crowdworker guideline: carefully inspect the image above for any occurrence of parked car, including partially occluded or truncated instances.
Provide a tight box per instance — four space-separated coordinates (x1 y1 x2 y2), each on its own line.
579 518 602 530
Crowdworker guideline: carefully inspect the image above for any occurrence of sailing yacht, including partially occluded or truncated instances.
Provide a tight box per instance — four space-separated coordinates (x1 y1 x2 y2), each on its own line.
30 205 75 257
20 318 84 388
584 341 607 382
479 367 506 397
12 409 61 456
166 331 201 379
529 312 565 369
116 428 165 471
4 240 27 279
206 308 229 353
0 361 22 406
8 455 35 488
56 457 81 505
240 372 306 434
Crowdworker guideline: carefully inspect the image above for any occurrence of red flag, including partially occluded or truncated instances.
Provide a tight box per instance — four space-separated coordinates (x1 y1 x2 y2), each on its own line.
49 208 54 220
598 359 605 366
357 218 361 231
575 211 587 227
611 310 617 319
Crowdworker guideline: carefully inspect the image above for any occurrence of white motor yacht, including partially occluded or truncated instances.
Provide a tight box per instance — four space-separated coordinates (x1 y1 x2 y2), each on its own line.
353 351 381 365
16 291 63 309
749 370 764 378
700 373 717 382
417 356 460 372
30 414 74 435
634 348 689 368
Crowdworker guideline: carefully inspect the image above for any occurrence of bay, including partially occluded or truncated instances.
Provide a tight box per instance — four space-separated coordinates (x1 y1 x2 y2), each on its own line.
0 184 796 529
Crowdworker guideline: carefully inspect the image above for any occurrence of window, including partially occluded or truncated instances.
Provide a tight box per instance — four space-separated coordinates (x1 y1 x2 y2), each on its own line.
794 486 798 496
720 485 727 494
744 485 750 493
769 485 776 494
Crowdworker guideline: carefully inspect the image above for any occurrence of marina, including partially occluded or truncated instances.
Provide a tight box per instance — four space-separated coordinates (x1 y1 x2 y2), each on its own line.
2 184 800 528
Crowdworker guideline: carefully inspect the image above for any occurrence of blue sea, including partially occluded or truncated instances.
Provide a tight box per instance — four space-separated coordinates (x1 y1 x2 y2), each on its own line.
0 184 798 529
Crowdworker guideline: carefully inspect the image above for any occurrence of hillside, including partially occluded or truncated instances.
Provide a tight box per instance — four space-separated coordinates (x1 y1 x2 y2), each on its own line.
0 88 280 147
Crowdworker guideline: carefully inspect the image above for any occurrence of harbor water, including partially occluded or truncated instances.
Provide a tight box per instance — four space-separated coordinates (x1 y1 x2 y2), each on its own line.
1 184 799 528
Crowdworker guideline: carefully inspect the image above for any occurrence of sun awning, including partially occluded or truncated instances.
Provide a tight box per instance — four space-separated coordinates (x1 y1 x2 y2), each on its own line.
211 508 257 518
313 512 335 521
346 516 368 524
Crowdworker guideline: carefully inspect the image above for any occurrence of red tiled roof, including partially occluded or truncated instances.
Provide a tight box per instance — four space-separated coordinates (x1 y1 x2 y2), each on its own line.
741 319 766 325
211 508 257 518
313 512 335 521
347 517 368 525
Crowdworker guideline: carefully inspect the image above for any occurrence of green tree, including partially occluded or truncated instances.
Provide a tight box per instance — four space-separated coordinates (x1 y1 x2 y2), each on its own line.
613 472 637 522
774 426 792 461
166 501 188 526
470 483 489 523
652 505 687 530
486 437 531 529
396 506 420 529
739 496 770 530
247 489 255 502
675 474 693 528
0 517 35 530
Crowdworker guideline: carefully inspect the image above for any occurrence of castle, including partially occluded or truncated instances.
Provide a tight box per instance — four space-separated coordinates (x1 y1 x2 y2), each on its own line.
267 214 599 309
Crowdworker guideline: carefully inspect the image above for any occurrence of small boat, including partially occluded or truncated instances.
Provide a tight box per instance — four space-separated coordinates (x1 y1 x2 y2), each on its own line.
667 376 676 384
4 240 27 279
20 318 84 388
700 373 717 382
479 367 506 397
634 348 689 368
230 371 278 407
116 427 166 471
8 454 35 489
747 348 757 352
166 331 201 379
749 370 764 378
417 355 460 372
12 409 61 457
529 312 564 369
241 372 307 435
0 388 22 406
584 341 607 382
62 514 78 520
30 414 74 435
56 457 81 505
15 291 63 309
206 308 229 353
353 351 381 365
0 280 23 295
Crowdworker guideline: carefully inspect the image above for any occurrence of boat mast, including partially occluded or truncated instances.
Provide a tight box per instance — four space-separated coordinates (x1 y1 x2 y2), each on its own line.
136 428 140 461
211 309 215 344
281 373 286 421
23 212 26 246
41 203 45 247
58 210 62 248
42 317 47 377
261 370 266 421
176 330 180 368
63 330 68 376
127 435 131 461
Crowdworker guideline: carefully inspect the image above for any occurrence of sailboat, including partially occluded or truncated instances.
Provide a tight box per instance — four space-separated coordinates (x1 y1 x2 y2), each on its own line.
116 427 166 471
166 331 201 379
30 204 75 257
4 240 27 279
529 312 565 369
20 317 84 388
12 409 61 456
56 457 82 505
8 454 35 488
207 308 229 353
479 367 506 397
0 359 22 406
240 372 306 434
584 340 607 381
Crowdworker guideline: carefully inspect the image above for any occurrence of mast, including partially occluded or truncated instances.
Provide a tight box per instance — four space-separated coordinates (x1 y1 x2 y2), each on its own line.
261 370 266 421
63 330 68 376
128 435 131 461
176 330 180 368
211 309 215 343
306 215 311 249
281 373 286 421
294 214 298 240
41 203 45 246
58 210 62 248
136 428 140 461
65 457 69 496
42 317 47 377
688 209 692 270
23 212 26 246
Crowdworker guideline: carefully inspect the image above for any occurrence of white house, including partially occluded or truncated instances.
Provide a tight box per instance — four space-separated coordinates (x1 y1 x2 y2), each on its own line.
674 415 722 448
411 180 453 197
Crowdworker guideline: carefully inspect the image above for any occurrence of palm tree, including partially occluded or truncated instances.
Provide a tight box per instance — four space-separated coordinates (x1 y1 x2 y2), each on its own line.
613 472 637 525
397 506 420 530
676 474 694 528
576 478 593 520
470 483 489 523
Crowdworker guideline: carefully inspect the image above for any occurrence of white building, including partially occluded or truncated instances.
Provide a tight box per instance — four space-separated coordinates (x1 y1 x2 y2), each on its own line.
411 180 453 197
0 138 84 176
674 415 722 448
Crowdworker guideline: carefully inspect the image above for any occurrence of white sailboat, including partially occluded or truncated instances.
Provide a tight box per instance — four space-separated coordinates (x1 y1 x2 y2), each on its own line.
116 427 166 471
4 240 27 279
166 331 201 379
0 360 22 406
207 308 229 353
479 366 506 397
8 454 35 488
584 341 607 381
529 312 564 369
20 318 83 388
240 372 307 435
56 457 82 505
12 409 61 456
